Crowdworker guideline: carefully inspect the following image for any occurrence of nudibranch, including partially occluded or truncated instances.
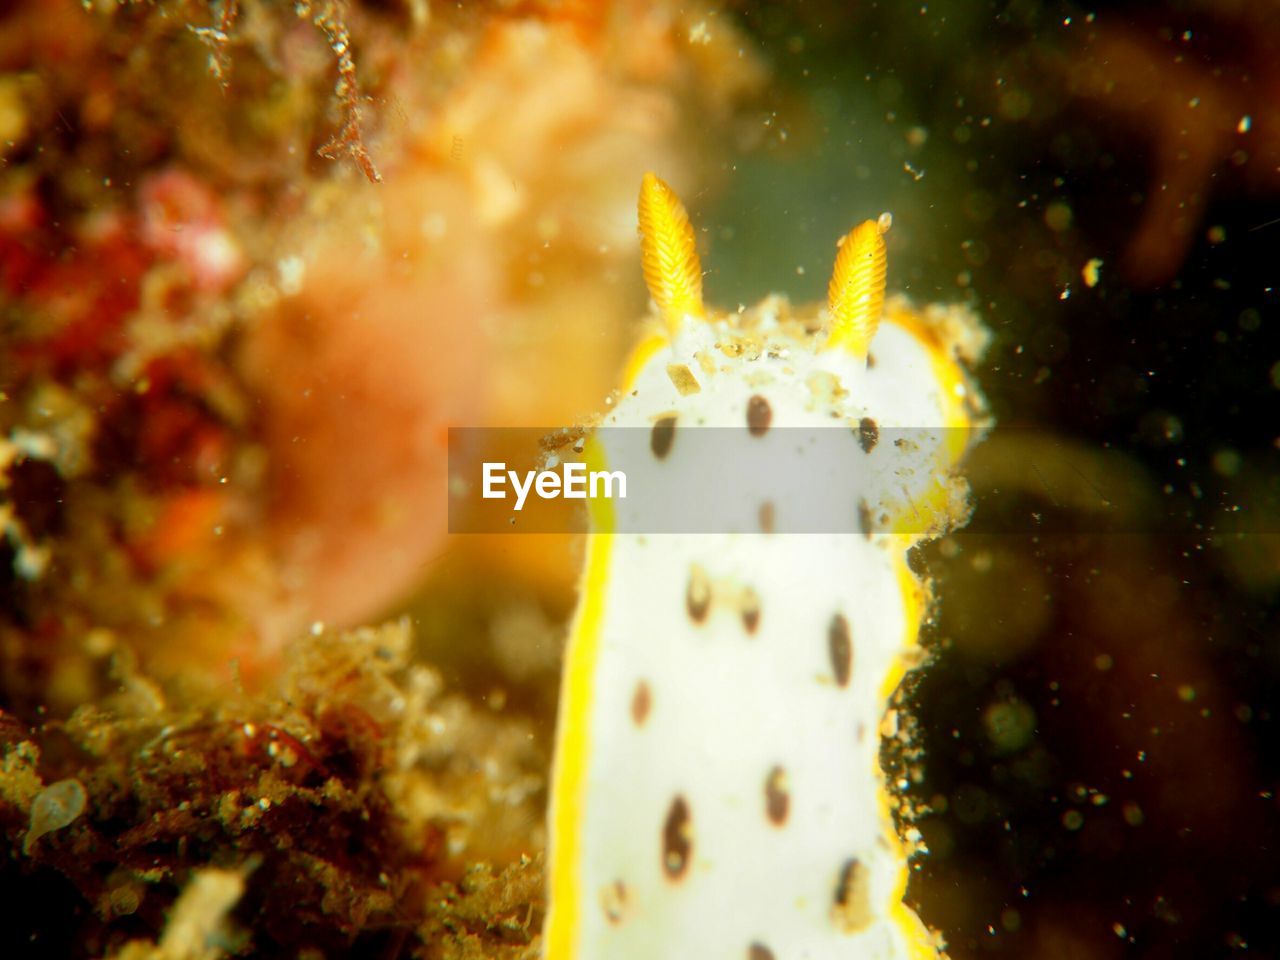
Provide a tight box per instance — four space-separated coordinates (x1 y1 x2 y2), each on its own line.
545 173 989 959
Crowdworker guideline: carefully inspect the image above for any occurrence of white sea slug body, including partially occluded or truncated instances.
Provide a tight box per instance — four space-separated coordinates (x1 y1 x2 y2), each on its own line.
544 174 989 960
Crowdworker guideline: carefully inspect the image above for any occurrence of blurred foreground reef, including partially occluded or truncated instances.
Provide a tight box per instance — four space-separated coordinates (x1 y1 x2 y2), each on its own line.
0 0 760 956
4 0 1280 958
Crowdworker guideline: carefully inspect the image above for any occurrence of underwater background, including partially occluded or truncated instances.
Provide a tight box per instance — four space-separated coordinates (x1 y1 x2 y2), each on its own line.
1 0 1277 957
713 4 1280 958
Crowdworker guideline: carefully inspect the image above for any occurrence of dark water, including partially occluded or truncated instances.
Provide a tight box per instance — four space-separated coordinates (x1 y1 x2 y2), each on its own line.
709 2 1280 956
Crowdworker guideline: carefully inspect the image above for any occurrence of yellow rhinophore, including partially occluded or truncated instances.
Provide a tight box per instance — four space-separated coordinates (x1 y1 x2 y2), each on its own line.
544 175 986 960
826 213 890 360
637 172 705 336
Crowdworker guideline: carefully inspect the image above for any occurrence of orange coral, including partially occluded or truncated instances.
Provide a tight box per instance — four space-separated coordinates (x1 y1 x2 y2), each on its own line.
238 5 765 637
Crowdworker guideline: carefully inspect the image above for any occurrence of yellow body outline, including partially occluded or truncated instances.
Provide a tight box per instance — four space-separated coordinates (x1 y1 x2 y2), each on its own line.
544 432 616 960
544 174 977 959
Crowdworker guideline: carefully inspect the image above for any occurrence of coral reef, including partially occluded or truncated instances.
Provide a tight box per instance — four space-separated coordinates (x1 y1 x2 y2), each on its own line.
0 621 547 959
0 0 765 955
0 0 765 691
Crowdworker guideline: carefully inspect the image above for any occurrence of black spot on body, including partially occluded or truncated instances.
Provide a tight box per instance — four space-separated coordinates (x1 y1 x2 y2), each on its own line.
686 565 711 623
834 858 861 905
741 588 761 634
758 501 776 534
651 416 677 459
829 613 852 688
857 417 879 453
746 395 772 436
662 795 692 879
631 680 651 726
832 857 873 932
857 499 873 539
765 766 789 826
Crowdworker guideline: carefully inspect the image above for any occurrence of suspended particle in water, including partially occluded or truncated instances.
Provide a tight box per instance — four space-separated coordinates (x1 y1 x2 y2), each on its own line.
23 778 87 855
1082 257 1103 288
